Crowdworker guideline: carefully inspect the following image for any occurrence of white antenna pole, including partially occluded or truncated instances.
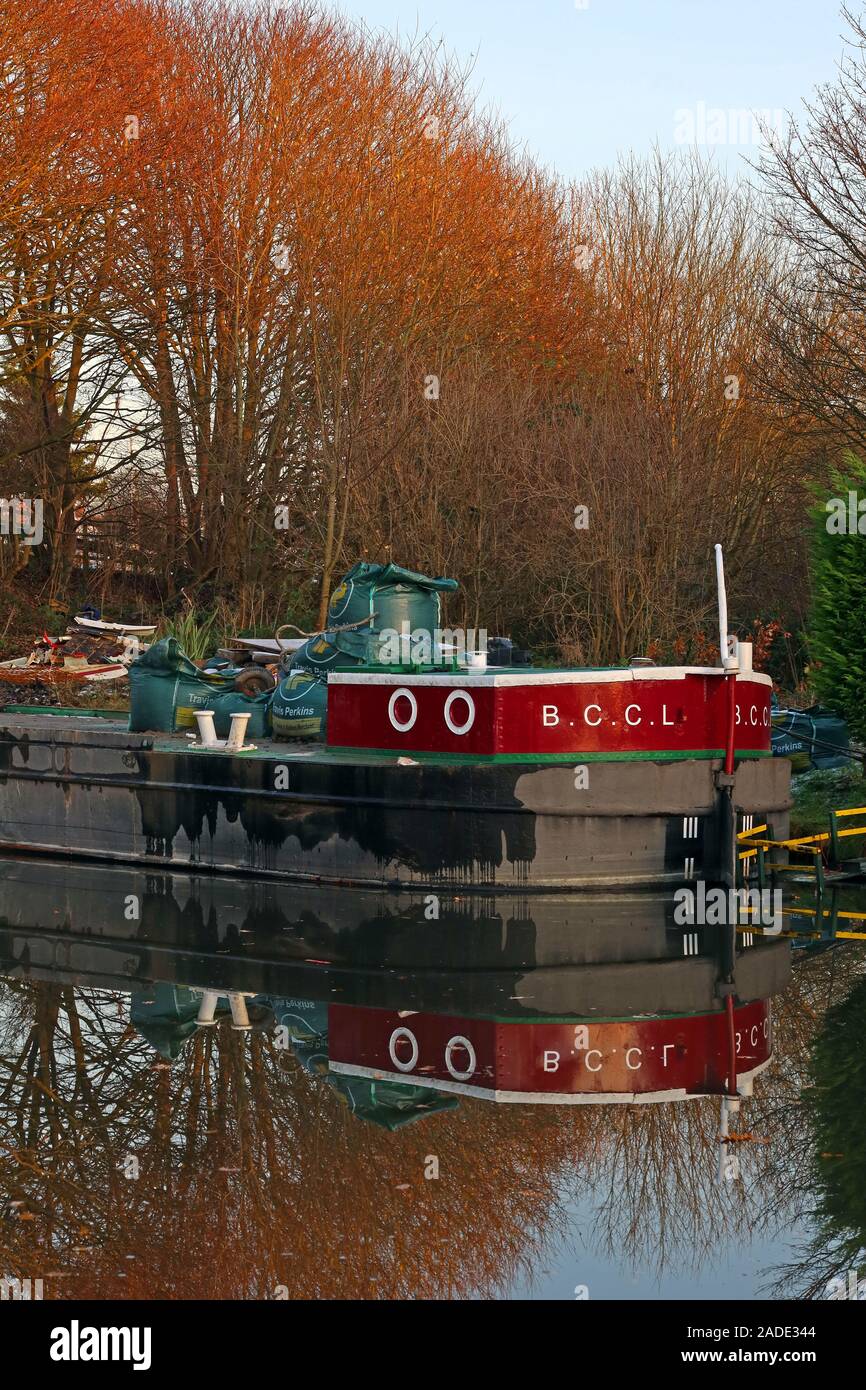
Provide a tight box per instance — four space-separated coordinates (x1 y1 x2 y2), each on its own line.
714 543 738 671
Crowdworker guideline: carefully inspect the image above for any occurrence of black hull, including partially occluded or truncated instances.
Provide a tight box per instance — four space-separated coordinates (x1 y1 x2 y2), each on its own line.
0 855 791 1016
0 712 791 891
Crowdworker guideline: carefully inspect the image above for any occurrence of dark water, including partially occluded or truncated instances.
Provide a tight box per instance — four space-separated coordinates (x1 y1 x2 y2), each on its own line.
0 857 863 1302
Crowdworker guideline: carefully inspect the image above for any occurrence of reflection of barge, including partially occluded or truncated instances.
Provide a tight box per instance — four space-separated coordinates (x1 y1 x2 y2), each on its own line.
0 660 789 890
0 858 788 1113
327 1000 773 1106
0 855 791 1014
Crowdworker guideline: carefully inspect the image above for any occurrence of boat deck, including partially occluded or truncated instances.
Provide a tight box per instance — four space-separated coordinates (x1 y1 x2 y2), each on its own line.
0 706 417 766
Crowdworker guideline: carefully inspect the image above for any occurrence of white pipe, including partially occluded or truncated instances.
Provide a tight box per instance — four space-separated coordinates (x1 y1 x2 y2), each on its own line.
717 1094 742 1183
714 543 728 666
714 544 739 671
226 711 251 752
194 711 218 747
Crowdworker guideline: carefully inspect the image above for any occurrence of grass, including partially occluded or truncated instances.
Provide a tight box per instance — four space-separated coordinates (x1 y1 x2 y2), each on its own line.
790 764 866 838
74 682 130 712
159 608 222 661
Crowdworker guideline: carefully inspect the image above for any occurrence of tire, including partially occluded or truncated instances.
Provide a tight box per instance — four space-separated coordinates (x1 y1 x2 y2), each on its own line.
232 665 277 697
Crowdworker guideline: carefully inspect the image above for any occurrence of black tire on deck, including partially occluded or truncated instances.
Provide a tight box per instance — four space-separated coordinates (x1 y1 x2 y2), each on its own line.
232 665 277 697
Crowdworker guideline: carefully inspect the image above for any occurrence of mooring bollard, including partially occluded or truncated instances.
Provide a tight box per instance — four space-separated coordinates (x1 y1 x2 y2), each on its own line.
226 711 251 752
195 989 222 1026
194 710 218 747
228 993 253 1031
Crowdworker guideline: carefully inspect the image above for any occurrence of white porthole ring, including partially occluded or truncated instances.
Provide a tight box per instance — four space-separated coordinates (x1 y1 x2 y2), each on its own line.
388 687 418 733
388 1027 419 1073
444 690 475 736
445 1035 476 1081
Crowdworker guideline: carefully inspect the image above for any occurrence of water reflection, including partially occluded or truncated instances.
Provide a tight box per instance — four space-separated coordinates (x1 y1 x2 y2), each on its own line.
0 855 863 1300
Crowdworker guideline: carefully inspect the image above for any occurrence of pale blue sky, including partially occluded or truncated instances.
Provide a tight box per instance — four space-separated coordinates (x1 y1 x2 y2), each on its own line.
336 0 848 180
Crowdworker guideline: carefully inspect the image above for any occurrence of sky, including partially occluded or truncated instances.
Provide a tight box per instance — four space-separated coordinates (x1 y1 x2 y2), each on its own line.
335 0 849 181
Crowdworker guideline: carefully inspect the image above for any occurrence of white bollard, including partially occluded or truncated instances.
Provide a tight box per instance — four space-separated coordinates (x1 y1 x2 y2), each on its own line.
225 711 251 752
228 993 252 1031
194 711 218 747
196 989 221 1026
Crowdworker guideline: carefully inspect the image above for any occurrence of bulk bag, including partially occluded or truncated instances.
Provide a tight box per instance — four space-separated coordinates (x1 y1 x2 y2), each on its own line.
129 636 271 737
271 669 329 739
771 704 850 771
326 561 458 636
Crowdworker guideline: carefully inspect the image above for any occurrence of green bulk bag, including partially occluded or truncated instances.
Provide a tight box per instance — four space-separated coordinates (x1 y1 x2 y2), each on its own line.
258 994 459 1127
130 984 201 1060
771 704 850 772
327 561 458 636
289 626 372 680
128 636 271 737
209 686 272 740
271 669 329 739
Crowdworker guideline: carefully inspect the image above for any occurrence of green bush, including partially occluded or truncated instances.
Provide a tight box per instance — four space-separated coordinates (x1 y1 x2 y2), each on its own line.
159 609 220 662
809 454 866 742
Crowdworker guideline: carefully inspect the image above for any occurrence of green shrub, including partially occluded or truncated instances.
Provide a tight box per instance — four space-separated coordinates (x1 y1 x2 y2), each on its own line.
809 454 866 742
160 608 220 662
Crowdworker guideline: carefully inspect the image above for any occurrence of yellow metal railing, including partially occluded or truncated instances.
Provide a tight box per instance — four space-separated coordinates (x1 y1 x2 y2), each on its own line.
735 801 866 886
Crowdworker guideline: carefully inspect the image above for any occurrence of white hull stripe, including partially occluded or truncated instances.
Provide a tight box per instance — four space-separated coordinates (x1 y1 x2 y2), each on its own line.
328 666 773 689
328 1057 772 1104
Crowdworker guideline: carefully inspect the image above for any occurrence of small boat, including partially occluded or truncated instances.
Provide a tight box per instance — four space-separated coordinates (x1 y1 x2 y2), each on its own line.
73 616 157 637
0 655 127 684
0 627 131 686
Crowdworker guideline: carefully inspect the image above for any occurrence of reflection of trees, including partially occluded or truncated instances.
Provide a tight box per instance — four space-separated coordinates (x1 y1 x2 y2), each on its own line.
803 976 866 1280
1 981 579 1299
745 944 866 1297
3 951 865 1300
588 1103 755 1276
573 944 866 1290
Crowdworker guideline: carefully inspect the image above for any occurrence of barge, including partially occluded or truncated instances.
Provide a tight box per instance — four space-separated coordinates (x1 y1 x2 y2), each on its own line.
0 853 791 1010
0 657 790 890
0 656 789 889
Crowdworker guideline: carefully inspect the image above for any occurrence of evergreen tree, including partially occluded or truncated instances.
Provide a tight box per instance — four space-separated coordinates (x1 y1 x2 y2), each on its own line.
810 454 866 741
